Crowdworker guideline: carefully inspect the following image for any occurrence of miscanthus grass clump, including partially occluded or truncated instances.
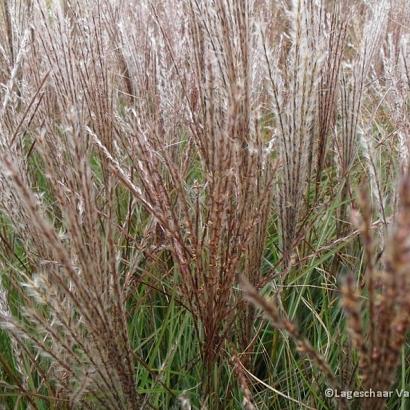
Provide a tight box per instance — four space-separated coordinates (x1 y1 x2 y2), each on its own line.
0 0 409 409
